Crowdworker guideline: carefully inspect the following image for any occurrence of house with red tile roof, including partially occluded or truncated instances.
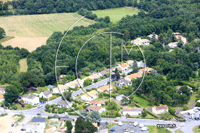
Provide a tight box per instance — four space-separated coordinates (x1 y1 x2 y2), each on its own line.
125 72 142 81
152 105 168 114
97 85 113 92
86 105 106 113
0 94 4 102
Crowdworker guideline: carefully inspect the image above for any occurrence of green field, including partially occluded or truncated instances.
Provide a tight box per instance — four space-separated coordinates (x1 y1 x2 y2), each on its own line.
193 125 200 133
0 13 94 37
175 130 184 133
146 125 172 133
92 7 140 23
19 58 28 72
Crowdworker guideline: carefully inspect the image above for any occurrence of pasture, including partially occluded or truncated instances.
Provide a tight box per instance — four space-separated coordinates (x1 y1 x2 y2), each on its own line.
0 13 94 37
92 7 140 23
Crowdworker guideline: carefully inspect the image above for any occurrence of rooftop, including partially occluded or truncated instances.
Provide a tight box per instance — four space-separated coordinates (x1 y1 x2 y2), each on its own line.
154 105 168 111
0 88 5 91
31 117 46 123
121 106 143 112
86 105 102 111
22 94 36 100
127 72 142 79
43 90 52 96
97 85 113 92
0 94 3 99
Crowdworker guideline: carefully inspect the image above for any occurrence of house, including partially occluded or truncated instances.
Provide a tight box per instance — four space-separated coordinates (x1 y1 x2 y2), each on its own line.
31 117 46 123
0 88 5 94
114 63 130 71
152 105 168 114
131 38 150 45
27 87 38 92
111 73 120 81
81 90 98 101
39 90 52 99
0 94 4 102
86 105 106 114
147 34 158 40
125 72 142 81
97 85 113 92
119 107 143 116
87 73 102 82
53 84 69 93
173 32 187 44
57 100 72 108
26 123 45 133
59 74 66 80
66 79 83 88
100 69 112 77
21 94 40 105
116 94 125 102
48 85 55 90
168 42 178 48
176 85 193 92
115 79 132 87
139 67 153 75
127 60 146 68
86 99 108 106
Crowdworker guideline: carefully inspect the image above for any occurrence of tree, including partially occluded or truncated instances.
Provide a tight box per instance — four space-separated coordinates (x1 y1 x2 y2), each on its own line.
75 117 85 133
133 0 137 7
65 120 73 133
89 110 101 123
0 27 5 39
19 48 30 58
114 68 118 74
83 78 92 87
4 85 19 105
132 60 138 73
141 110 147 117
183 104 189 111
104 16 110 23
123 30 130 42
121 96 129 105
62 91 72 102
168 106 175 115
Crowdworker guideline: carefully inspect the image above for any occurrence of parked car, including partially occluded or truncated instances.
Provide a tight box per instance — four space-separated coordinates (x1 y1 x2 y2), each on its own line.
139 124 144 128
114 119 119 122
141 127 148 131
11 124 14 127
133 121 138 127
14 123 18 127
37 113 41 115
21 128 26 131
118 122 123 126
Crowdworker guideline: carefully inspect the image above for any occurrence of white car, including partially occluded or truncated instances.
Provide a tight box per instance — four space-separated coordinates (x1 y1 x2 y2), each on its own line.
139 124 144 128
141 127 148 131
118 122 123 126
133 121 138 126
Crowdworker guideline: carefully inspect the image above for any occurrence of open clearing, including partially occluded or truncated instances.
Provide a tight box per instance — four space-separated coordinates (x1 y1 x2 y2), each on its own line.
92 7 140 23
19 58 28 72
2 37 48 52
0 13 94 37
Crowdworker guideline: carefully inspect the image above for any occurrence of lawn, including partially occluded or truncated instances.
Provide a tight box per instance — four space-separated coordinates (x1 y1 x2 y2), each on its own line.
175 130 184 133
193 125 200 133
92 7 140 23
19 58 28 72
108 123 117 133
146 125 172 133
130 94 149 108
0 13 94 37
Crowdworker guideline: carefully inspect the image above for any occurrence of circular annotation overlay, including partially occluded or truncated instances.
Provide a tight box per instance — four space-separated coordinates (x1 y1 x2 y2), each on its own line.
55 16 146 120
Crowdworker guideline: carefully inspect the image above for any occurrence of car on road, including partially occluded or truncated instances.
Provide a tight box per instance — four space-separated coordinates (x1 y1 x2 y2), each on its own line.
11 124 14 127
133 121 138 127
53 114 59 117
14 123 18 127
114 119 119 122
141 127 148 131
37 113 41 115
21 128 26 131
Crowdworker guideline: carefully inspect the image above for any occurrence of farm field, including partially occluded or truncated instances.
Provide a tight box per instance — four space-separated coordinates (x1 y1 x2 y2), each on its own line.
2 37 48 52
0 13 94 37
92 7 140 23
1 0 12 3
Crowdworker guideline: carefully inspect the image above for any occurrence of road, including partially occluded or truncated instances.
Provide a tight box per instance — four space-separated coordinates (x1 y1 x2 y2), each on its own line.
72 68 132 97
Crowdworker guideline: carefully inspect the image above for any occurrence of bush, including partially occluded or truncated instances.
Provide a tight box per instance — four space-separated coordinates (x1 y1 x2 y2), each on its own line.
183 104 189 111
12 105 18 110
168 106 176 115
196 102 200 107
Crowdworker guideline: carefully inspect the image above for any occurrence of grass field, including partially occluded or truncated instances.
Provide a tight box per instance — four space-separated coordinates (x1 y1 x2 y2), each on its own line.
0 36 14 43
0 13 94 37
19 58 28 72
193 125 200 133
146 125 172 133
92 7 140 23
175 130 184 133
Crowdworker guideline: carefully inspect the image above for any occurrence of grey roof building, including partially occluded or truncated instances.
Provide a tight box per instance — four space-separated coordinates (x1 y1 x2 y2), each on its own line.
31 117 46 123
115 79 132 87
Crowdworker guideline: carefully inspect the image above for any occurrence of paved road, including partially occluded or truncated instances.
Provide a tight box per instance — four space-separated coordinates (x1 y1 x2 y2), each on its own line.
72 68 133 97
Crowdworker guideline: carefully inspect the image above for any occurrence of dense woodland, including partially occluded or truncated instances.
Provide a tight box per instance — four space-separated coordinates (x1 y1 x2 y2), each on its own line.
0 0 200 107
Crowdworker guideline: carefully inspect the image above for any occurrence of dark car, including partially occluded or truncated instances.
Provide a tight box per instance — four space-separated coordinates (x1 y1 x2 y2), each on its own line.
21 128 26 131
37 113 41 115
53 114 59 117
11 124 14 127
